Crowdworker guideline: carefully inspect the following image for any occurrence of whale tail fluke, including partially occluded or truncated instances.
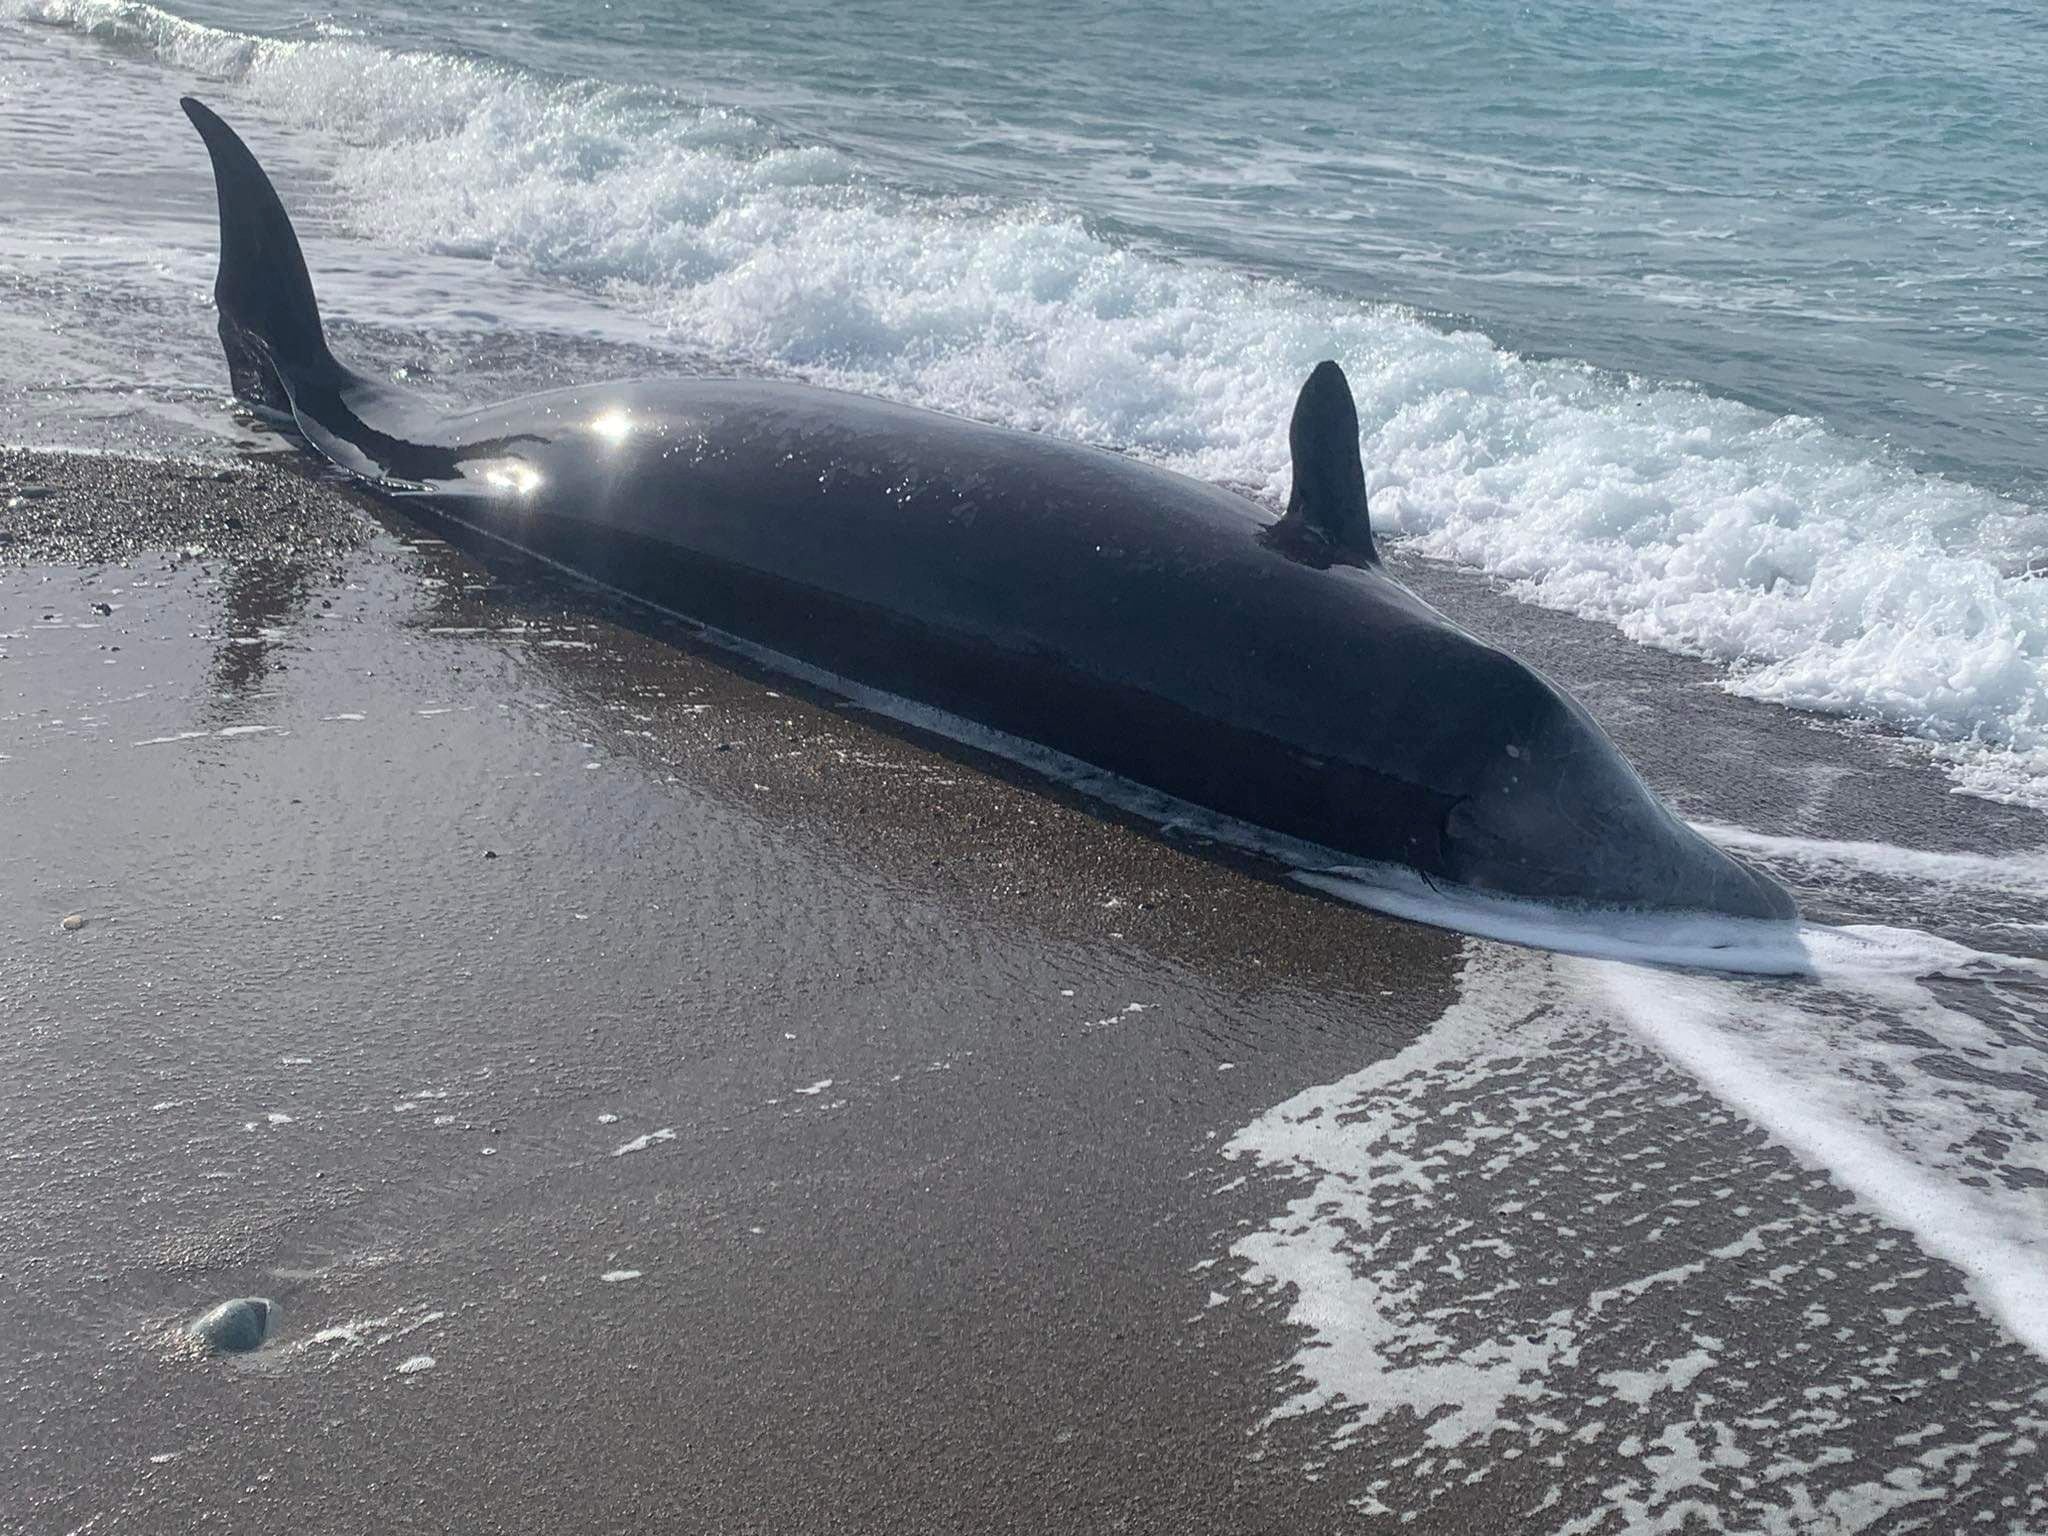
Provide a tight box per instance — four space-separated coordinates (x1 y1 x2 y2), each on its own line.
180 96 343 416
180 98 452 483
1271 359 1376 567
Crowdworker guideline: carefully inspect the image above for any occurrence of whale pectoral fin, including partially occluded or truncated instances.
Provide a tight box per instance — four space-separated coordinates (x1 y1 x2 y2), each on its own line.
1268 359 1377 567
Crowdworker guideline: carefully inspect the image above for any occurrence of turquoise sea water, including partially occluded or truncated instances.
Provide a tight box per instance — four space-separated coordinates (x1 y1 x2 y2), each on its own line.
174 0 2048 496
2 0 2047 799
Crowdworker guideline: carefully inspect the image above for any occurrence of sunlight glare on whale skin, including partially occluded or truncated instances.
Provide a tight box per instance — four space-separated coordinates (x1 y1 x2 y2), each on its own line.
481 462 543 496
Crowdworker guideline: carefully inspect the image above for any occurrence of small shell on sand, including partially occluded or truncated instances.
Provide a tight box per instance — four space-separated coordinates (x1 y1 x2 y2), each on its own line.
61 914 85 931
188 1297 271 1354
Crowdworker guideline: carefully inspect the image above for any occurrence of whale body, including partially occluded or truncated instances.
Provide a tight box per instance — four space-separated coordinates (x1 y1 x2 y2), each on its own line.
180 97 1794 927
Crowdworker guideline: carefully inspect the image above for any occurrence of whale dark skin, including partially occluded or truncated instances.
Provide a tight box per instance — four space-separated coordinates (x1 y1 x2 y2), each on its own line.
180 97 1794 923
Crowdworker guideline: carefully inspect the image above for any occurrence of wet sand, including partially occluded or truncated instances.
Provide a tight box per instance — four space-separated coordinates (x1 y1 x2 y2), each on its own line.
4 447 2044 1533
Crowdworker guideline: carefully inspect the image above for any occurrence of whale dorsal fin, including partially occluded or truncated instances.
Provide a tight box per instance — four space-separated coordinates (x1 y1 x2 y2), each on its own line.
1270 359 1376 567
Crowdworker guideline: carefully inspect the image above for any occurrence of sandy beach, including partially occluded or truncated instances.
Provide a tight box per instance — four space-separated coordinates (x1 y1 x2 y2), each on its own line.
5 447 2044 1533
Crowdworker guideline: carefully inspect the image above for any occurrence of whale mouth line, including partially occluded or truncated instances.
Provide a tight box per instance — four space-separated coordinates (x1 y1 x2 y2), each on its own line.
1295 869 1811 976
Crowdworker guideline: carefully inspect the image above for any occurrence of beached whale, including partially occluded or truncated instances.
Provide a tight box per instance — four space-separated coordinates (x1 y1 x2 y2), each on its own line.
180 97 1794 925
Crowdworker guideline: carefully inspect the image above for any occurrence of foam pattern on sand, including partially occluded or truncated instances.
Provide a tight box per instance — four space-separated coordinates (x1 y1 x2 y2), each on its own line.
1225 943 2048 1530
10 0 2048 805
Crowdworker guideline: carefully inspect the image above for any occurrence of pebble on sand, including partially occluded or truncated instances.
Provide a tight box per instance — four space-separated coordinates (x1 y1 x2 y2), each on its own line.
188 1297 272 1354
60 914 85 931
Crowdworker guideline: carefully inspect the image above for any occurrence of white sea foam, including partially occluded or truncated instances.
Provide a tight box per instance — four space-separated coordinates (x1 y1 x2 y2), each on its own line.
1699 822 2048 896
609 1126 673 1157
1226 939 2048 1526
11 0 2048 805
1589 954 2048 1363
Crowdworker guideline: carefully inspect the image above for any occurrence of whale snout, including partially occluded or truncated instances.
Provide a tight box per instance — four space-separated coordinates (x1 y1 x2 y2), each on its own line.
1439 676 1796 922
